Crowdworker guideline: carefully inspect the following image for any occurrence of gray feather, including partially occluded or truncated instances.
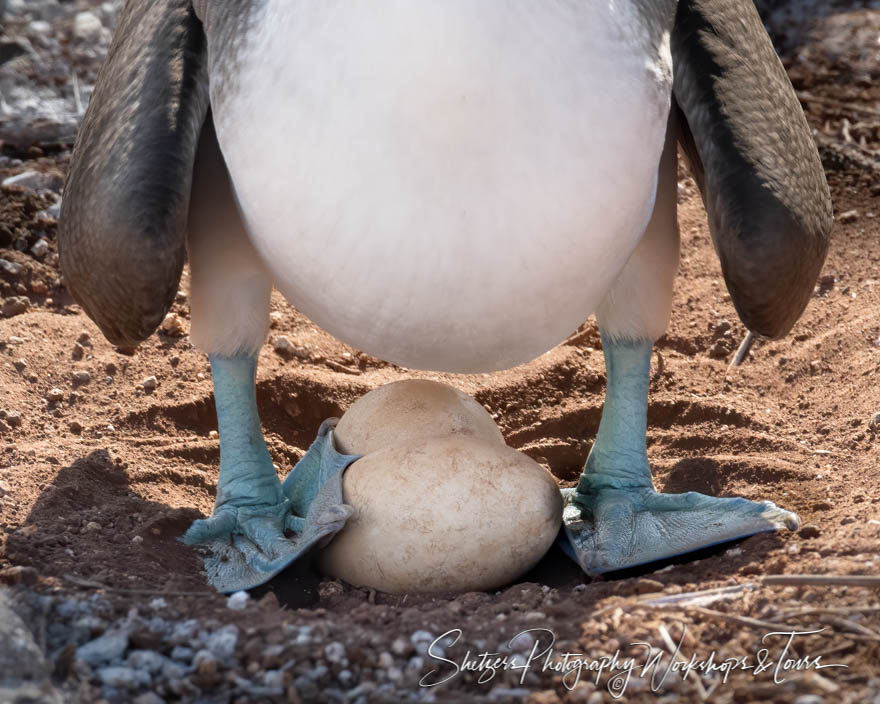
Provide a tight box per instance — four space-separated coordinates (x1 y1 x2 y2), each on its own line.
59 0 209 348
672 0 832 339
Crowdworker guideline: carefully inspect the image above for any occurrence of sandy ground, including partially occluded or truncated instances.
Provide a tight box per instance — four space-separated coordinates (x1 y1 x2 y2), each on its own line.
0 1 879 703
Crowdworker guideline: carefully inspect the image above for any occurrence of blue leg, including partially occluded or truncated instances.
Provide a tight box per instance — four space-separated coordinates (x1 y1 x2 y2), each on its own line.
182 355 358 593
561 336 799 575
184 355 289 548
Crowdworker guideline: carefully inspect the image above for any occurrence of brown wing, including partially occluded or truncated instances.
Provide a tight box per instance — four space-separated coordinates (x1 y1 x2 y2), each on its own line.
672 0 832 339
59 0 209 348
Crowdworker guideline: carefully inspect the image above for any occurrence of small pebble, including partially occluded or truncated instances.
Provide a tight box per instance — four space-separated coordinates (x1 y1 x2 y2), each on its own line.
206 625 239 660
799 524 821 539
69 420 83 434
72 370 91 386
634 578 665 594
30 238 49 258
324 641 346 664
77 332 92 346
46 388 64 403
391 637 412 657
714 320 732 336
72 11 105 42
142 376 158 391
2 296 30 317
5 411 21 428
0 259 23 276
161 312 186 336
273 335 295 356
838 210 859 224
72 342 85 360
226 591 249 611
76 628 130 666
269 311 283 328
96 665 150 689
410 630 434 652
793 696 825 704
707 341 729 359
85 521 101 532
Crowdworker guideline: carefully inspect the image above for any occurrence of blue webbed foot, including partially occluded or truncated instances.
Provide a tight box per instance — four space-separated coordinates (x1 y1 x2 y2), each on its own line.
181 356 359 593
561 484 798 574
559 336 799 576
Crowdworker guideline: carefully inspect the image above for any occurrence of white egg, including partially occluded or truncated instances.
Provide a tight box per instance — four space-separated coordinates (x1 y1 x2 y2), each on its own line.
318 435 562 593
334 378 505 455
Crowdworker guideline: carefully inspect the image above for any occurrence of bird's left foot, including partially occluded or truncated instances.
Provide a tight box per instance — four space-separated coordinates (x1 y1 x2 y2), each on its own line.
183 496 308 592
561 483 799 575
183 420 358 593
180 355 362 593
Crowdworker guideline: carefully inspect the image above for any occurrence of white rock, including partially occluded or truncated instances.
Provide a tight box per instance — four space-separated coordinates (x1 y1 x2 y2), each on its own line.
126 650 167 674
27 20 52 34
410 630 434 648
263 670 285 690
72 11 104 42
160 312 185 336
206 625 238 660
96 665 151 689
169 619 199 645
99 2 119 27
390 637 411 656
0 259 23 276
76 628 129 666
29 238 48 258
225 591 249 611
324 641 346 664
141 376 158 391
